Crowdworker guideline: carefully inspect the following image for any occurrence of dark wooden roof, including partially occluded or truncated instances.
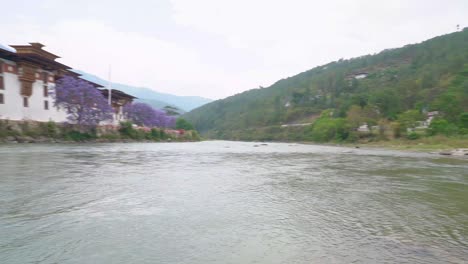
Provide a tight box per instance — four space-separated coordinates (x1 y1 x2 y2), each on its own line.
1 43 71 72
100 89 137 100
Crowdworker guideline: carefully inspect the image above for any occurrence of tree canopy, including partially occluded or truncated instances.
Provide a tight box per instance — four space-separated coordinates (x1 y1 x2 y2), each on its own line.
123 102 175 128
54 76 113 127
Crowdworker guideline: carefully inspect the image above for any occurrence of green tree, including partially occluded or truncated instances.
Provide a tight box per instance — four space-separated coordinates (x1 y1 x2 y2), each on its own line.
176 118 194 130
459 112 468 128
428 119 458 136
397 110 424 130
308 117 349 142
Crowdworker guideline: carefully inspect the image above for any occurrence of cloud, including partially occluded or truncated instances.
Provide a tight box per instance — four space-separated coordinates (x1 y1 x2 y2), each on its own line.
171 0 468 83
1 0 467 99
0 18 241 98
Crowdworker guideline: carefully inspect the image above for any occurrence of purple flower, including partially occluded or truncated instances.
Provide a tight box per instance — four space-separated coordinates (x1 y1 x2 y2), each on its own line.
123 102 175 128
54 76 113 127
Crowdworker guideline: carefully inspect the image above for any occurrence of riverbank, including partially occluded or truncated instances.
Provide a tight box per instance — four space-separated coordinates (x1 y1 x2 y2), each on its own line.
349 135 468 153
0 120 200 144
217 135 468 158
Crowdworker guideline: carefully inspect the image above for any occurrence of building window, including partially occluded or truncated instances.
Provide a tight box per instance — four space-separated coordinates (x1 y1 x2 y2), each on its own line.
44 100 49 110
0 94 4 104
0 61 3 90
23 97 29 107
43 85 48 97
42 72 48 83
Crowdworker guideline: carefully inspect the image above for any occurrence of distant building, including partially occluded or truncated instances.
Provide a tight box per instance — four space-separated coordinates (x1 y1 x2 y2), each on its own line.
357 123 370 133
101 89 136 125
0 42 135 123
345 72 369 80
354 73 368 79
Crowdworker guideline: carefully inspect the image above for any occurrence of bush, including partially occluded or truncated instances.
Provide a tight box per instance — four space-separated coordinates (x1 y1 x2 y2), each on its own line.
428 119 458 136
64 131 95 141
459 112 468 128
175 118 194 130
407 132 420 140
119 121 137 138
307 117 349 142
100 133 121 140
150 128 161 140
39 121 58 138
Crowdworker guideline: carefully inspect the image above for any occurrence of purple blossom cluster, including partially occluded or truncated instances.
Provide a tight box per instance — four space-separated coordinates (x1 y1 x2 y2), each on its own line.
123 102 176 128
54 76 113 127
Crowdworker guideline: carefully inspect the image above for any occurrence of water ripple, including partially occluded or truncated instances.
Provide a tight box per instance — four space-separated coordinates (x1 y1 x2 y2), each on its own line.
0 141 467 264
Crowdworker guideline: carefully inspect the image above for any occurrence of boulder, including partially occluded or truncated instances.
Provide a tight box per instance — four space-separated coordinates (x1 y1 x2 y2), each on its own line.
16 136 34 143
439 151 452 156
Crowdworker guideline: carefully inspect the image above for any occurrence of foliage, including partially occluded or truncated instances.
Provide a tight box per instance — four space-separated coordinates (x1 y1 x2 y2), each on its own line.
307 117 349 142
428 119 458 136
64 131 95 141
38 121 58 138
123 102 175 128
459 112 468 128
346 105 380 127
119 121 137 138
397 110 424 130
407 132 421 140
184 29 468 142
0 120 200 143
175 118 194 130
54 76 113 128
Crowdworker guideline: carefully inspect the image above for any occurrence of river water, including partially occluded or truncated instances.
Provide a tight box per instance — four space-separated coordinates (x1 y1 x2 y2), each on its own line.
0 141 467 263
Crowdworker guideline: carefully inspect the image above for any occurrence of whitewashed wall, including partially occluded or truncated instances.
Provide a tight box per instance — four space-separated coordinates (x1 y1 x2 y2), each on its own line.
0 59 68 122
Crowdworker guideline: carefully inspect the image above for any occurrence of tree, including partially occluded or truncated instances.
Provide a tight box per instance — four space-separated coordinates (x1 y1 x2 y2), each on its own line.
428 118 458 136
123 102 175 128
397 110 424 130
175 118 194 130
346 105 380 127
54 76 113 128
459 112 468 128
307 116 349 142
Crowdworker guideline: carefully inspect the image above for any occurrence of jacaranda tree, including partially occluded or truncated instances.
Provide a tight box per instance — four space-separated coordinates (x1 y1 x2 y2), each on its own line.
54 76 113 128
123 102 176 128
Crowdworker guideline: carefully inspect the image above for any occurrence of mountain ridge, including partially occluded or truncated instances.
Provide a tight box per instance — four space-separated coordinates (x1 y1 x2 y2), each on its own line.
75 70 213 112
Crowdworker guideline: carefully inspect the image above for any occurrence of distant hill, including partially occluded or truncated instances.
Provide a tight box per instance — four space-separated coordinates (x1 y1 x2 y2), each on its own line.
184 29 468 141
75 71 212 112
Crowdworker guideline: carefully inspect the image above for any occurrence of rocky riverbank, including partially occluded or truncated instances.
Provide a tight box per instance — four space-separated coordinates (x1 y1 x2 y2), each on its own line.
0 120 200 144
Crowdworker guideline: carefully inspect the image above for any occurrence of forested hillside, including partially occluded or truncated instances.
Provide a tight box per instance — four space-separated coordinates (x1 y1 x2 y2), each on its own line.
185 29 468 142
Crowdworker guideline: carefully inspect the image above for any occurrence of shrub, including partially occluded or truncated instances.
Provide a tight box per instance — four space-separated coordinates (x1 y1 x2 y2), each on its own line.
64 131 95 141
307 118 349 142
175 118 194 130
150 128 161 140
100 133 121 140
119 121 136 138
428 119 458 136
38 121 58 138
407 132 420 140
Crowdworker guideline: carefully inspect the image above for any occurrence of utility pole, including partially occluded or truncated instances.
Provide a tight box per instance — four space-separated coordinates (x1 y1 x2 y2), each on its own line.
107 65 112 106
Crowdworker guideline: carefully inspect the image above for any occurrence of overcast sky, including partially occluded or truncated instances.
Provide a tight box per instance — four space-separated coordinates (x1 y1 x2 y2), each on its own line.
1 0 467 99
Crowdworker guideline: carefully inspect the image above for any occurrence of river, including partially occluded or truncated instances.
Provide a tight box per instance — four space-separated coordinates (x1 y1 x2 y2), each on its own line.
0 141 467 263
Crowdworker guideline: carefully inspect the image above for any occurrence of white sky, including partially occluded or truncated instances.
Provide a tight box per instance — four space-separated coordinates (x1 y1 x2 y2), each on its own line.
1 0 467 99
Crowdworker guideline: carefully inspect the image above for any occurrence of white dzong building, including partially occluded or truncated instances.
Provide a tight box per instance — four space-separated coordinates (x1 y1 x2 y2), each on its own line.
0 42 135 123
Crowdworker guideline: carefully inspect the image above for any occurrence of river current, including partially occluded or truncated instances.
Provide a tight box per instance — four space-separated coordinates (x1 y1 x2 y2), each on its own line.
0 141 467 263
